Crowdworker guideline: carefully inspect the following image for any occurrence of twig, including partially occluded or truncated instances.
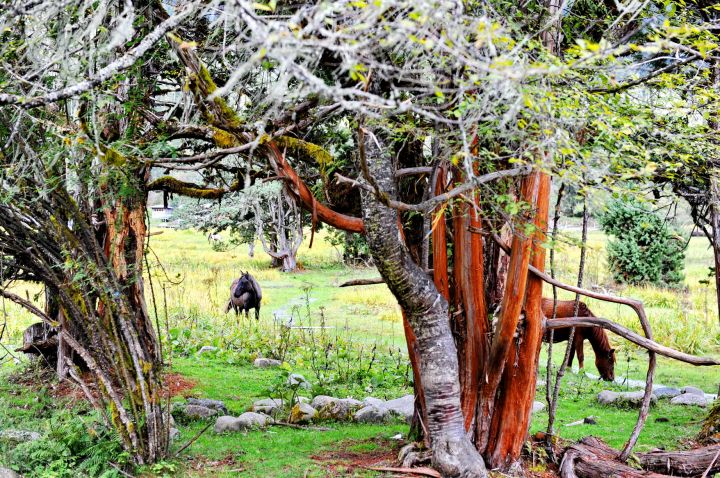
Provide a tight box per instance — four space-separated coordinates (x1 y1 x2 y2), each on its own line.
174 421 212 456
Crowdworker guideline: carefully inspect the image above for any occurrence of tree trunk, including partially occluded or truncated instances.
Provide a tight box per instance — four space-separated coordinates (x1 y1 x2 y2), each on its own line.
360 128 486 477
710 168 720 326
484 172 550 471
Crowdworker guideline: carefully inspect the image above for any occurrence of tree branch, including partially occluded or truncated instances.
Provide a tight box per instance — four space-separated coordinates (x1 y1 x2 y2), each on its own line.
0 3 198 108
546 317 720 366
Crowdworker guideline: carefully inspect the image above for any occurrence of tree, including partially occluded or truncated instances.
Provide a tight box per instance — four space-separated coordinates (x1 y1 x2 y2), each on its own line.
600 199 686 286
3 0 720 475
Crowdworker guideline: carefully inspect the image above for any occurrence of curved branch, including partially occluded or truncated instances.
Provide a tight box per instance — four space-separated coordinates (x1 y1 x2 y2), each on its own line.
146 176 241 199
546 317 720 366
336 165 530 213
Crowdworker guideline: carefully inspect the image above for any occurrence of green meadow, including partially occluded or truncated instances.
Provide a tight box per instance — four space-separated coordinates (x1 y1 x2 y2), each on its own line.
1 226 718 476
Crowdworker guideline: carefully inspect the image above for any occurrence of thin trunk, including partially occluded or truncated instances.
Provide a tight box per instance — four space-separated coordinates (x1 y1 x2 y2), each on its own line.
548 196 589 438
710 169 720 326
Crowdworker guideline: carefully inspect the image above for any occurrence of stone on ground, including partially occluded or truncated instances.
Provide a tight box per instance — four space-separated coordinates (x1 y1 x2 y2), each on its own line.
670 394 708 407
252 398 285 416
169 428 180 441
532 401 545 413
0 468 20 478
253 358 282 368
184 404 218 419
355 405 389 424
214 412 273 433
187 398 228 414
597 390 656 407
653 387 681 399
383 395 414 423
362 397 385 407
0 429 41 443
681 386 705 396
289 403 317 424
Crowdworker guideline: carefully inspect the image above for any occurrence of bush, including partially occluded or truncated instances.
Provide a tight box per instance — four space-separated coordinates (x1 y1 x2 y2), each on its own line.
599 199 686 287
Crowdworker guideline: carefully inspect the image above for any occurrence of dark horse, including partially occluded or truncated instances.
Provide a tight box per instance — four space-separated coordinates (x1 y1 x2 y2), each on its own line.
542 298 616 381
225 271 262 320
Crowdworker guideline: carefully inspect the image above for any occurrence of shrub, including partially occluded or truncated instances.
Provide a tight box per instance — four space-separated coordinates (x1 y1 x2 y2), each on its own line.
599 199 686 287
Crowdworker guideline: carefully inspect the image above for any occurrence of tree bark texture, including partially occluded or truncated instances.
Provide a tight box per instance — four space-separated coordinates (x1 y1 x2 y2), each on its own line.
360 128 486 478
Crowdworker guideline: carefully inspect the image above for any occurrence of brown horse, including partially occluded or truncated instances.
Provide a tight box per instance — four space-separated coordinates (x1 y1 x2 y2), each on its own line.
541 298 616 381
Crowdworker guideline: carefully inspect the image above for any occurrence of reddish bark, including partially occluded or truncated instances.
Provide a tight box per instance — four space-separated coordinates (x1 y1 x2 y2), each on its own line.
432 166 450 300
476 171 543 453
267 142 364 233
484 172 550 469
450 169 487 432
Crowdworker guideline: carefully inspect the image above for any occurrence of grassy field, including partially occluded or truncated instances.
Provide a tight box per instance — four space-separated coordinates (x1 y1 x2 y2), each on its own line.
1 226 719 476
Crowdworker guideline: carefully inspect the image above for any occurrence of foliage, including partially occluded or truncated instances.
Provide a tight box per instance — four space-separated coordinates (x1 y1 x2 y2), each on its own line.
3 409 127 478
324 229 371 266
599 199 687 287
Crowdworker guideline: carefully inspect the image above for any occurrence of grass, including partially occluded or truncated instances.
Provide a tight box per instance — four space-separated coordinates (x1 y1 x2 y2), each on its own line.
1 226 719 476
169 357 404 477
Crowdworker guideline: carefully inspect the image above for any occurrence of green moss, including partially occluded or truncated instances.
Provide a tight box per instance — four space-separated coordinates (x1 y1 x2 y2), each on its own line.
211 127 238 148
147 176 241 199
275 136 333 167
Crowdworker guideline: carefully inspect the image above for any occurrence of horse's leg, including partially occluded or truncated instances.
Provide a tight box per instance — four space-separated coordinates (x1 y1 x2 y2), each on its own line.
574 332 585 370
255 305 260 321
568 335 576 369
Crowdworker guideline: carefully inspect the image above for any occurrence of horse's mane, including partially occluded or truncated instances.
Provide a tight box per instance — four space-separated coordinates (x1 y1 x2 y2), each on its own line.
579 304 612 354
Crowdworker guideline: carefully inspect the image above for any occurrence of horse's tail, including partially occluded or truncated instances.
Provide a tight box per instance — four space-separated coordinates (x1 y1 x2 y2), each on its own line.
224 299 232 314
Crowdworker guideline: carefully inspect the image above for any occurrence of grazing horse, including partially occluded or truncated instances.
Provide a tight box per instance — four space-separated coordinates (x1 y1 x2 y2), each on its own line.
542 298 616 381
225 271 262 320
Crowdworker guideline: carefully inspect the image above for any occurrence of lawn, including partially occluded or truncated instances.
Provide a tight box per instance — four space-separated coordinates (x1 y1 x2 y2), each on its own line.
1 226 718 476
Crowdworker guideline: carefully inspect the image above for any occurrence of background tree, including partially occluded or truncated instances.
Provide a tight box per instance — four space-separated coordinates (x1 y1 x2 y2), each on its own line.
600 199 686 286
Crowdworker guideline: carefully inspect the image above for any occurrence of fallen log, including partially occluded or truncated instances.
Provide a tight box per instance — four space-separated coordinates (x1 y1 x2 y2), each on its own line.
561 437 673 478
637 444 720 476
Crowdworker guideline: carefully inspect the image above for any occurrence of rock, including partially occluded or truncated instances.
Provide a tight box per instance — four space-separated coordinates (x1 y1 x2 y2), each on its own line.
214 412 273 433
252 398 285 416
355 405 388 424
0 468 20 478
289 403 317 424
0 429 41 443
187 398 228 414
653 387 681 399
597 390 620 405
254 358 282 368
597 390 656 407
706 394 718 402
532 401 546 413
681 386 705 396
384 395 414 423
287 373 311 389
670 394 708 407
362 397 385 407
294 396 310 404
169 428 180 441
184 405 218 419
536 379 547 388
343 398 363 407
197 345 218 355
311 396 337 409
318 400 354 421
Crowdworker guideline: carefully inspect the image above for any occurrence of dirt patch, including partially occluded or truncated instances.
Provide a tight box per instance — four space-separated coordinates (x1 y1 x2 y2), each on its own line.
162 373 197 398
311 437 401 476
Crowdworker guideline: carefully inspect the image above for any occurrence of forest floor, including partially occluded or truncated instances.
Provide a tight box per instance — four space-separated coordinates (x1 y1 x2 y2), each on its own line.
1 227 719 477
